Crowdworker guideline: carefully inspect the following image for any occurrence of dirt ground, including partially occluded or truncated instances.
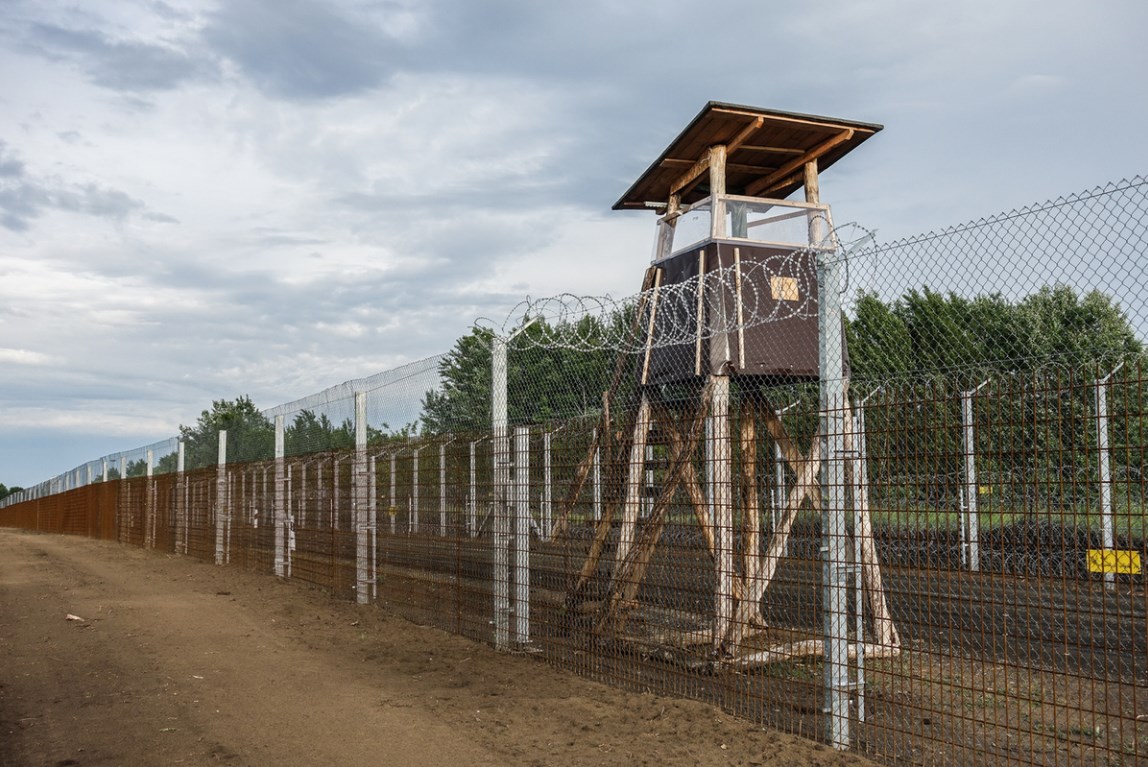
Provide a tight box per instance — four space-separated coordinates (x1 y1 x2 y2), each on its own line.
0 528 878 767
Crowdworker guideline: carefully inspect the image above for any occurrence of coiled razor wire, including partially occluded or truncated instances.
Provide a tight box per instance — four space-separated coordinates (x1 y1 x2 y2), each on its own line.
484 222 875 353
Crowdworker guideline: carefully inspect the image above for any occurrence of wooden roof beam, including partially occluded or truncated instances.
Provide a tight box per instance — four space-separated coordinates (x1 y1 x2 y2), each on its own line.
668 117 765 199
670 147 717 199
744 129 854 198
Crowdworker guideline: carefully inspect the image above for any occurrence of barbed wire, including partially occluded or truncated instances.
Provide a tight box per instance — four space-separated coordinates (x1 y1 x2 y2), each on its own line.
484 222 875 353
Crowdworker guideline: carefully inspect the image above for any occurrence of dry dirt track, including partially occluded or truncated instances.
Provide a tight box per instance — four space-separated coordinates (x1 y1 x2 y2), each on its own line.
0 529 877 767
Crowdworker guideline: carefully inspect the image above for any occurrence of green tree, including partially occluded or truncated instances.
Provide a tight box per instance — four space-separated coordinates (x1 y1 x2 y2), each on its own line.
179 396 273 470
419 316 626 435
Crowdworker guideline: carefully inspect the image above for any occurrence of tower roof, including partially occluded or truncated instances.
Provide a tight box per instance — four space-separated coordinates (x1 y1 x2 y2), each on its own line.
613 102 882 211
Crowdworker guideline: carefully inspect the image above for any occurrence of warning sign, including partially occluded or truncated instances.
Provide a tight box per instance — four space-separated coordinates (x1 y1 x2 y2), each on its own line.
1087 549 1142 575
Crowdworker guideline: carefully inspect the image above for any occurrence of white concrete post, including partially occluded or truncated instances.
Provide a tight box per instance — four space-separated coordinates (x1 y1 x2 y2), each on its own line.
469 440 478 538
214 430 228 565
543 431 553 540
1097 362 1124 592
354 391 370 604
368 455 377 599
331 459 340 531
286 463 294 577
274 415 286 577
119 455 127 544
709 379 734 654
176 442 186 554
513 426 531 645
411 448 420 534
439 442 448 537
492 335 511 650
389 453 397 535
145 449 155 549
592 429 602 522
960 380 989 572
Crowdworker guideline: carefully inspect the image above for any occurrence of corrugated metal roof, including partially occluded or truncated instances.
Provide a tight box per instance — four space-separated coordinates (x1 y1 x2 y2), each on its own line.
613 102 882 211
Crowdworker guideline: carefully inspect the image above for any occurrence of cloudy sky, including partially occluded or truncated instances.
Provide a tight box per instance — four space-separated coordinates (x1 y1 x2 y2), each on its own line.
1 0 1146 487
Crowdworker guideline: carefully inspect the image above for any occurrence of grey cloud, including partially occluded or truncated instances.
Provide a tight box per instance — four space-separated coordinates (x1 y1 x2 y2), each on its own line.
0 142 171 231
203 0 401 100
22 21 214 92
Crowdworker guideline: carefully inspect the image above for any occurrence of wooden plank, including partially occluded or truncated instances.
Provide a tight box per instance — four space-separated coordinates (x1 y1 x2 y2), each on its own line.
709 104 870 135
709 145 727 239
640 268 663 384
615 395 653 572
694 249 706 376
725 116 765 155
745 129 852 198
734 248 745 367
664 159 779 175
738 144 806 155
670 146 715 198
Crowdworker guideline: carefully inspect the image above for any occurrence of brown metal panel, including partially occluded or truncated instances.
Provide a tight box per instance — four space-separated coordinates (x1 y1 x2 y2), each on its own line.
639 240 831 387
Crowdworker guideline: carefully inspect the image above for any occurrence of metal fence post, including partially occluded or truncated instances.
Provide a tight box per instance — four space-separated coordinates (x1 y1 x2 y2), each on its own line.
368 455 377 600
274 416 285 577
469 440 477 537
543 431 553 540
389 453 397 535
119 455 127 544
145 448 154 549
215 430 228 565
492 335 510 650
439 442 448 537
818 236 850 751
592 429 602 522
411 448 420 534
176 442 186 555
354 391 370 603
513 426 530 646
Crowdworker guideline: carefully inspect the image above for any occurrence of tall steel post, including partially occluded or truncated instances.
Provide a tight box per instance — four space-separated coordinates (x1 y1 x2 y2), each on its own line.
513 426 531 645
274 416 286 577
354 391 370 603
817 225 850 750
492 335 511 649
214 430 228 565
1097 362 1124 592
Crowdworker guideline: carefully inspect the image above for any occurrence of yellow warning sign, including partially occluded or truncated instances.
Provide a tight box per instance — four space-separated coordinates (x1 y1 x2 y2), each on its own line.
1087 549 1142 575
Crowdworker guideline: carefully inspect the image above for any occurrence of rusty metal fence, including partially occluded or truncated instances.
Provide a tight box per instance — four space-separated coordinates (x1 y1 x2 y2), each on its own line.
4 176 1148 766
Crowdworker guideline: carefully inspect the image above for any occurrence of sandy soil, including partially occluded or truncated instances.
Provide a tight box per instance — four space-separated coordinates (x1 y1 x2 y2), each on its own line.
0 528 878 767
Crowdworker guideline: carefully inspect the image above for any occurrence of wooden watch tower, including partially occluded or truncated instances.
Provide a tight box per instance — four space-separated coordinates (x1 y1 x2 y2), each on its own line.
561 103 900 680
616 101 883 384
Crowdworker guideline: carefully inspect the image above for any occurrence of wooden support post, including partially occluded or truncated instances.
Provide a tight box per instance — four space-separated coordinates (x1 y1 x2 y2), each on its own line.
740 399 761 584
595 381 714 637
616 394 653 571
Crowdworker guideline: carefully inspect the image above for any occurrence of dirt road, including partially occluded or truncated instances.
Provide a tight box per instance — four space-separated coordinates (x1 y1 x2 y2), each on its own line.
0 529 874 767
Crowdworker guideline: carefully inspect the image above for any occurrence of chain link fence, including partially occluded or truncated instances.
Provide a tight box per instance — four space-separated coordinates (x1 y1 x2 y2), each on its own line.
3 176 1147 766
